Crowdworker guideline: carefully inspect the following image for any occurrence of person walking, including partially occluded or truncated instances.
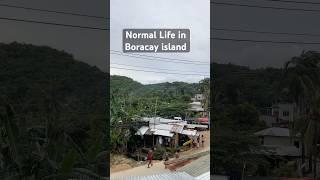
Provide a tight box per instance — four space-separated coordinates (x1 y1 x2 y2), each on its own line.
201 135 205 148
175 149 180 159
163 151 169 161
147 149 153 168
197 136 200 148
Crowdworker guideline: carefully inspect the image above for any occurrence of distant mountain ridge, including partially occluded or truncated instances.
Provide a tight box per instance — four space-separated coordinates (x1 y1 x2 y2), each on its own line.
0 42 107 124
111 75 201 99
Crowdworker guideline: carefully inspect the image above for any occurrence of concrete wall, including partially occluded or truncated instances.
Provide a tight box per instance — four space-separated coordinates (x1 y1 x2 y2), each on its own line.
259 115 277 127
272 103 299 122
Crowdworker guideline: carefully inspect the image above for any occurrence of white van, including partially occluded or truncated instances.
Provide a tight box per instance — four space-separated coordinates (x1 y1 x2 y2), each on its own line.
174 117 182 121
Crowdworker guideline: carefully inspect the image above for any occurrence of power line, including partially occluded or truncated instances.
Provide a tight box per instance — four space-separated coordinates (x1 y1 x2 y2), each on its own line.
111 63 209 74
0 16 108 31
212 27 320 37
111 50 207 63
251 0 320 5
111 52 209 65
212 1 320 13
0 3 108 19
212 37 320 45
111 67 209 76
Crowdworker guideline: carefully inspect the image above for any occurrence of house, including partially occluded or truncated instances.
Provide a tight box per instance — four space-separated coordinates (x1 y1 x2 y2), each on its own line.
259 107 277 127
136 117 199 148
259 103 299 128
188 101 206 117
272 103 299 123
189 102 204 112
254 127 300 157
191 94 205 102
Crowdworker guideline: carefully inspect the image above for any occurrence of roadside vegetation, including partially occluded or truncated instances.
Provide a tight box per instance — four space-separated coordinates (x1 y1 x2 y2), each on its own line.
212 51 320 178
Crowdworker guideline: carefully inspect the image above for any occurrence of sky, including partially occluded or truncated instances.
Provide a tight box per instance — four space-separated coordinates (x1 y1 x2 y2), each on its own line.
0 0 107 71
212 0 320 69
110 0 210 84
2 1 319 82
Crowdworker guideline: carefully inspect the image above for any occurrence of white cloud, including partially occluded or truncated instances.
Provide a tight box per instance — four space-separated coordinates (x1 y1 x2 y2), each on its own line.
110 0 210 84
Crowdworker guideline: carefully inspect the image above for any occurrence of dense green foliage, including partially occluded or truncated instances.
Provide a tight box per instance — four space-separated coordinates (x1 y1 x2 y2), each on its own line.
212 51 320 178
111 75 208 119
283 51 320 178
0 42 107 179
110 75 209 153
211 63 283 177
5 42 320 178
212 62 283 107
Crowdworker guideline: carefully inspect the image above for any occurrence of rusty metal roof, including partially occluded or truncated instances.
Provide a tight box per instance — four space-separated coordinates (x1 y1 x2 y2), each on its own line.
111 172 194 180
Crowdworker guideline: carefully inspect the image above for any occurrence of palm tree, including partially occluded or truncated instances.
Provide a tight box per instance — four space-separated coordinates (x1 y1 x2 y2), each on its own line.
284 51 320 177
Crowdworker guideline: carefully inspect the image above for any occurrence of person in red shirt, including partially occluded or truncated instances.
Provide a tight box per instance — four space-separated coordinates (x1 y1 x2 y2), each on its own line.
147 149 153 168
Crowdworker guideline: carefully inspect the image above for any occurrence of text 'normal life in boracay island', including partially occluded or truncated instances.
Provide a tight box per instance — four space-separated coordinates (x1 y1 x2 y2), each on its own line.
123 29 190 53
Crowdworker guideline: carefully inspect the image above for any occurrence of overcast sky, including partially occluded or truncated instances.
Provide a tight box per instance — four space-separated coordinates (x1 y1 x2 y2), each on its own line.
0 0 107 71
111 0 210 84
212 0 320 69
2 0 318 82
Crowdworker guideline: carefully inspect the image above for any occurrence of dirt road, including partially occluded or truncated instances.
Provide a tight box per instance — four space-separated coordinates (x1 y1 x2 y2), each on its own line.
110 130 210 178
111 160 170 178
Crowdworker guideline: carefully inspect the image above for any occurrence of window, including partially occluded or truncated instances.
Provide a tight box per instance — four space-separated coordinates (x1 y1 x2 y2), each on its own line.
294 141 300 148
283 111 289 117
260 137 264 145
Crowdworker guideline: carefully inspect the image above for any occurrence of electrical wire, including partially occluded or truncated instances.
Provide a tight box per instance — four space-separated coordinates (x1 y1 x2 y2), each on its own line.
111 52 209 65
212 37 320 45
111 66 209 76
0 3 108 19
111 63 209 74
111 50 207 63
212 27 320 37
0 16 108 31
212 1 320 13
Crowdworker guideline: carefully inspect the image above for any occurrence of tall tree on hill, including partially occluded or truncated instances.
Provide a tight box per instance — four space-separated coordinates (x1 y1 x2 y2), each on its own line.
199 78 210 116
284 51 320 178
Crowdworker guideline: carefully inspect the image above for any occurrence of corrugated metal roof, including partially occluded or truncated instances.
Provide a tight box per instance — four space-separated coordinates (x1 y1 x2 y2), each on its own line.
111 172 194 180
255 127 290 137
260 145 300 156
150 124 184 134
186 124 208 129
178 154 210 177
194 172 210 180
152 124 173 131
135 126 149 136
143 117 184 124
167 121 187 126
181 129 198 136
151 129 174 137
190 102 201 105
171 125 184 133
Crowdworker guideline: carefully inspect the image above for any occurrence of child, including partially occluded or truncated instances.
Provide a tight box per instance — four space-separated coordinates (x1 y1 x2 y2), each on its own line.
175 149 180 159
147 149 153 168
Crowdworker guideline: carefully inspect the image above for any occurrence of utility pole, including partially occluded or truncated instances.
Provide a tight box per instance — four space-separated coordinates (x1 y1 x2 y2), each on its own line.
242 161 246 180
153 97 158 147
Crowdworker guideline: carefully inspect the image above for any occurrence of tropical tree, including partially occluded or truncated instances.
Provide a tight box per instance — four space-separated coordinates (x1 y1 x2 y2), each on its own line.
284 51 320 178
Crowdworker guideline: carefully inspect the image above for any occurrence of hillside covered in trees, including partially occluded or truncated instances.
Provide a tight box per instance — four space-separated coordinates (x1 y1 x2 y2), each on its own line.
2 42 318 178
110 75 210 153
0 42 108 179
212 51 320 178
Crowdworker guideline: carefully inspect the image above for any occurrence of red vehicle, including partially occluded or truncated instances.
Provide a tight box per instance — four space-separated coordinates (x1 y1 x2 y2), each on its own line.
195 117 208 124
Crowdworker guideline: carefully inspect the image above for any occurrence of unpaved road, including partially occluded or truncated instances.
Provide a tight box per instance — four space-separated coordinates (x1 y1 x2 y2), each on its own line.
110 130 210 178
111 160 170 178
